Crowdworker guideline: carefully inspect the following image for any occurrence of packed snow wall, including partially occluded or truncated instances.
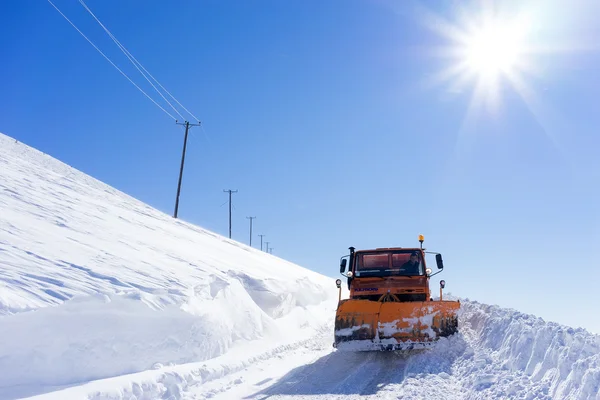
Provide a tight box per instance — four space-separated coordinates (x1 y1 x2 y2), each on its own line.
0 132 338 398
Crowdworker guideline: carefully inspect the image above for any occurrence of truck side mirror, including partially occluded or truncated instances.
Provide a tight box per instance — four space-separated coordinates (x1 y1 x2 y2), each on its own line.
436 254 444 270
340 258 347 274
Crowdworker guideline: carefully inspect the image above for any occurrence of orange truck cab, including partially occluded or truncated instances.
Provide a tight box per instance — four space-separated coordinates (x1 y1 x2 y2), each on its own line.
333 236 460 351
340 246 443 302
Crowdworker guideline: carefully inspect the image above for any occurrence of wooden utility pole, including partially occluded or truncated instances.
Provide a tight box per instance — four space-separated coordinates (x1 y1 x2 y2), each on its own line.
246 216 256 246
258 234 265 251
223 189 237 238
173 120 200 218
264 241 270 253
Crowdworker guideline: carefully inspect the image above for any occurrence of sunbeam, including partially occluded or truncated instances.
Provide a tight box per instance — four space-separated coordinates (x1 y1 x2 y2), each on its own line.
427 4 537 116
409 0 598 165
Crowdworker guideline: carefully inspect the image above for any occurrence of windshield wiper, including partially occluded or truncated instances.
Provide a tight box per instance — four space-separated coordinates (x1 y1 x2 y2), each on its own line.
383 269 414 278
356 270 388 279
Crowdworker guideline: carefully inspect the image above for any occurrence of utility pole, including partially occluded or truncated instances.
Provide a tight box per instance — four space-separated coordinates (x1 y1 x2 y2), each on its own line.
246 216 256 246
174 120 201 218
264 241 270 253
223 189 237 238
258 234 265 251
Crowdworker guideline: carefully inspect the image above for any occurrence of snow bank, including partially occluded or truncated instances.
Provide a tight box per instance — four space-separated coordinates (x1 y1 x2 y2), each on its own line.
0 132 337 399
459 300 600 399
398 298 600 399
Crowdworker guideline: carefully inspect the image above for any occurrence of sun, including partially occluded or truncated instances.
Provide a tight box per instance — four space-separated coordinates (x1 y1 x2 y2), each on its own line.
418 3 537 115
459 15 533 113
464 23 523 77
403 0 592 179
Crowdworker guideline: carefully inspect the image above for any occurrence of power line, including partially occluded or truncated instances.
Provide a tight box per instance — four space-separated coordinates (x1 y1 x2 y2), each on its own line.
223 189 237 238
173 121 201 218
78 0 197 122
46 0 176 120
246 216 256 246
258 234 265 251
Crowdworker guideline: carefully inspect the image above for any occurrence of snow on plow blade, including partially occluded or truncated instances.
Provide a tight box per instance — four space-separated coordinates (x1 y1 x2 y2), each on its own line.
334 299 459 351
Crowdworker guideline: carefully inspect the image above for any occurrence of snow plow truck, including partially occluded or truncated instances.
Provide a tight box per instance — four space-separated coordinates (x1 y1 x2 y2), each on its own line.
333 235 460 351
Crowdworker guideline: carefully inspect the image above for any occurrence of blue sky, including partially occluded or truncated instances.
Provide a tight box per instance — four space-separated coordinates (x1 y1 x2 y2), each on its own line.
2 0 600 333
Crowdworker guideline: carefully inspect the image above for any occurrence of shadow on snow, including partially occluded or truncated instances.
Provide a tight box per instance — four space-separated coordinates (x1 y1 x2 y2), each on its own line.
246 334 469 398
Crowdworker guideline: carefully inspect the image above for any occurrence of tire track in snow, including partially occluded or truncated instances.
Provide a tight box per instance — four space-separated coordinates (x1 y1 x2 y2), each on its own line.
244 352 414 399
202 329 449 400
201 317 468 400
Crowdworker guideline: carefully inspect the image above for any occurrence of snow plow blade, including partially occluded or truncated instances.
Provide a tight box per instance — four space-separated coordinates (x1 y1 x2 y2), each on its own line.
333 299 459 351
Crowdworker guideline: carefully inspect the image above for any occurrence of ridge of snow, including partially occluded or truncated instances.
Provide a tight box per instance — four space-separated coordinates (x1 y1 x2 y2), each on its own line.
0 132 338 399
459 299 600 399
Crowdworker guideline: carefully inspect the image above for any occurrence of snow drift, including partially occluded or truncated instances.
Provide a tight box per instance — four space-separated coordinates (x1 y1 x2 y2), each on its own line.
0 132 337 399
457 300 600 399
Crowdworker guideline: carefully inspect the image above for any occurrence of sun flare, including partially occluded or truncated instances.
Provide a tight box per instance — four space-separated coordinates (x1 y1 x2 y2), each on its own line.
420 3 539 115
464 24 522 76
411 0 591 174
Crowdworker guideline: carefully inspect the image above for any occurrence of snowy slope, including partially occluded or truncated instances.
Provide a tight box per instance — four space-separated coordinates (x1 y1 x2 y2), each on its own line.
2 131 600 400
0 132 338 399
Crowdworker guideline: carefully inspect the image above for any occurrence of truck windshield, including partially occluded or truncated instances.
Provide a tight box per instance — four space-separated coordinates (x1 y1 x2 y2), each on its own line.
354 250 424 277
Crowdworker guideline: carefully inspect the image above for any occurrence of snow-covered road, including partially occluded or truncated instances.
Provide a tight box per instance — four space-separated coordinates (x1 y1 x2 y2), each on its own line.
200 328 417 400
